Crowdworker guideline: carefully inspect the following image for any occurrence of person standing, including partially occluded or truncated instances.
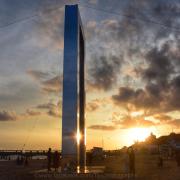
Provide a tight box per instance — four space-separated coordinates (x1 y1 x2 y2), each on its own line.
53 151 60 172
47 148 52 171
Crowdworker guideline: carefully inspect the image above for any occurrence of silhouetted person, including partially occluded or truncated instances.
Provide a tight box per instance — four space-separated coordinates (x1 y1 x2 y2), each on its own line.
53 151 60 172
128 147 135 178
16 156 20 165
24 156 29 166
20 156 24 165
47 148 52 171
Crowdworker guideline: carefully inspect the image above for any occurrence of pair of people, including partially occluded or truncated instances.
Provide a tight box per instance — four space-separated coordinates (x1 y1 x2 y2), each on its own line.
47 148 60 172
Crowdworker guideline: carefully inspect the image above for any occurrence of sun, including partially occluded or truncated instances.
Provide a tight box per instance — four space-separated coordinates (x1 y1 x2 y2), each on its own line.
128 127 151 143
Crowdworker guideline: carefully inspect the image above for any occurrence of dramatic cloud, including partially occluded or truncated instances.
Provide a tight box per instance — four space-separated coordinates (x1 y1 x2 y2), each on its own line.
102 0 179 42
143 44 174 85
112 87 137 104
88 55 122 91
112 115 155 129
0 111 17 121
36 101 61 118
0 0 180 150
112 41 180 114
89 114 156 130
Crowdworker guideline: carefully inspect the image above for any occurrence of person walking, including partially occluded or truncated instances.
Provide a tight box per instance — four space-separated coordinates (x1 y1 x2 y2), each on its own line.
47 148 52 171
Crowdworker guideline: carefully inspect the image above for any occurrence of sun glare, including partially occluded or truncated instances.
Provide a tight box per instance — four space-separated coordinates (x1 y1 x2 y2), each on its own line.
128 127 151 143
76 129 81 145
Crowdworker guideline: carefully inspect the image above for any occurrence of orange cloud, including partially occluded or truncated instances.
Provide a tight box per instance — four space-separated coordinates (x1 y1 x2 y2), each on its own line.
36 101 61 118
42 76 62 94
88 125 117 131
112 115 156 129
26 109 41 116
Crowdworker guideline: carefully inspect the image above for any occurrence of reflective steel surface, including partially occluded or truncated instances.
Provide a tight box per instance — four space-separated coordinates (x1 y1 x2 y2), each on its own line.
62 4 86 169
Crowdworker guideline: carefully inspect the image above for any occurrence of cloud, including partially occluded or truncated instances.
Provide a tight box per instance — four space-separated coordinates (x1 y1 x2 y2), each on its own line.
88 0 97 4
86 98 107 112
36 101 61 118
167 119 180 128
154 114 173 123
36 102 56 109
86 21 97 39
112 115 155 129
88 114 156 131
142 44 174 85
0 104 60 122
47 109 61 118
41 75 62 93
112 87 154 112
34 4 65 50
112 41 180 114
112 87 137 103
27 70 49 81
26 109 41 116
153 113 180 128
86 101 99 112
0 110 17 121
88 125 116 131
0 108 42 121
88 55 122 91
106 0 179 41
27 70 62 94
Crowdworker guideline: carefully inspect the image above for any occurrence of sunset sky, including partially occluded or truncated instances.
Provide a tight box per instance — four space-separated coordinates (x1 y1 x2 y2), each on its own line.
0 0 179 150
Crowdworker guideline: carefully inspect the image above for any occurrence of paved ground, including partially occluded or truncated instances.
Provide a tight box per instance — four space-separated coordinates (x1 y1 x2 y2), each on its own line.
0 153 180 180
